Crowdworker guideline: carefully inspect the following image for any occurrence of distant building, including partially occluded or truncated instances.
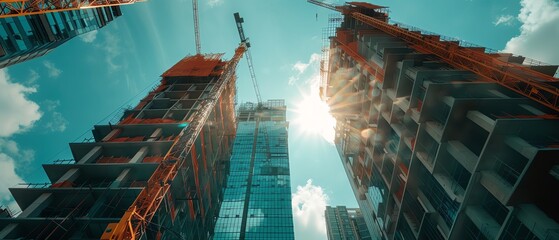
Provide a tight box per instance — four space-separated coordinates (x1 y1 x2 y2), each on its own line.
320 2 559 240
0 6 121 68
213 100 295 239
326 206 372 240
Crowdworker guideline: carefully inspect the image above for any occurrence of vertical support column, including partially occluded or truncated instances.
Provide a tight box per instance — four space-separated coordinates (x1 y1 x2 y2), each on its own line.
55 168 80 185
0 193 54 239
129 146 149 164
77 146 103 164
148 128 163 141
102 129 121 142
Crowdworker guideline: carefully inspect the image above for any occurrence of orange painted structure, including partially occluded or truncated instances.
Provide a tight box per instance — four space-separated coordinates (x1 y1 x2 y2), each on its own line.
0 0 142 18
0 46 243 239
101 45 245 240
312 1 559 240
309 0 559 112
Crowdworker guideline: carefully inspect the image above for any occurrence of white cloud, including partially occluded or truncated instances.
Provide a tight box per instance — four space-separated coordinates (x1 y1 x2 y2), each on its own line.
494 15 515 26
289 53 321 86
0 139 34 165
0 153 24 205
0 70 38 211
43 60 62 78
41 100 68 133
79 30 98 43
292 179 329 240
45 112 68 132
26 70 39 86
293 54 320 73
99 31 123 72
503 0 559 65
0 139 34 212
208 0 223 7
0 70 42 137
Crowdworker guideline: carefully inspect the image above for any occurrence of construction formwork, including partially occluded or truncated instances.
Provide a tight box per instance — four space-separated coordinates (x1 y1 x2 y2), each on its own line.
0 53 237 239
323 3 559 240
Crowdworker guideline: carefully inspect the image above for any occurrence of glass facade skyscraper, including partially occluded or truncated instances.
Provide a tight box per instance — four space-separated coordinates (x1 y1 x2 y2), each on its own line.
326 206 372 240
213 100 294 239
0 6 121 68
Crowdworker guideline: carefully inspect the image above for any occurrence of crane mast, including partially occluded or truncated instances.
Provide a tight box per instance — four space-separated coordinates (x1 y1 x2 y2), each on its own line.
234 12 263 107
192 0 201 54
308 0 559 112
0 0 142 18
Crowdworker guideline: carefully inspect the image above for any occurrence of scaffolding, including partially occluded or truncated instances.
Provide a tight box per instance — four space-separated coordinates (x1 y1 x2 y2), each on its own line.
308 0 559 112
0 46 242 239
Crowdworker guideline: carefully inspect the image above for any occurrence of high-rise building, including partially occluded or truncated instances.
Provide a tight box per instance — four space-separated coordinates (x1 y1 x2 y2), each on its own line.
325 206 372 240
213 100 295 240
0 6 122 68
0 53 239 239
318 2 559 240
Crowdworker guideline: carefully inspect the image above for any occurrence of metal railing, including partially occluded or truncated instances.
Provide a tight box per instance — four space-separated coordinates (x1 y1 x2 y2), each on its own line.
388 20 559 77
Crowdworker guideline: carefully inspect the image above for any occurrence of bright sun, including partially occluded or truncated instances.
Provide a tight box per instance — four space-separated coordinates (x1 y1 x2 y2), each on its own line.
293 95 336 143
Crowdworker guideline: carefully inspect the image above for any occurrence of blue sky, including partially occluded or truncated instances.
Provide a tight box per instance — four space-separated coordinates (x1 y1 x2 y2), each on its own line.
0 0 558 239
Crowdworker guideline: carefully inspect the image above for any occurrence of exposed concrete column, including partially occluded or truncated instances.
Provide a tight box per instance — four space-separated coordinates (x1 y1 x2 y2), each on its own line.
77 146 103 164
110 169 131 188
147 128 163 142
0 193 53 239
86 169 132 218
102 129 121 142
467 111 495 132
129 146 149 163
56 168 80 183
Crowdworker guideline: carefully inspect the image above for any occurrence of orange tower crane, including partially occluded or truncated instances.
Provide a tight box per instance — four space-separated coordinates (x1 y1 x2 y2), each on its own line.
308 0 559 112
0 0 143 18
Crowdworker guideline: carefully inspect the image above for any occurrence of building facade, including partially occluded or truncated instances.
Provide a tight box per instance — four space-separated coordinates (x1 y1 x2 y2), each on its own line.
0 6 121 68
0 53 238 239
322 3 559 240
213 100 295 239
326 206 372 240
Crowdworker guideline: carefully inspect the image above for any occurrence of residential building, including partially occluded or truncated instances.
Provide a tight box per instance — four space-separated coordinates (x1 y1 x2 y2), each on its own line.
0 6 121 68
213 100 295 239
0 53 238 239
321 2 559 240
326 206 372 240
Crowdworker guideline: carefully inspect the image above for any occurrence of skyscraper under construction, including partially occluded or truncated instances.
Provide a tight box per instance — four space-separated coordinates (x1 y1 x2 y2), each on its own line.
312 1 559 240
0 48 243 239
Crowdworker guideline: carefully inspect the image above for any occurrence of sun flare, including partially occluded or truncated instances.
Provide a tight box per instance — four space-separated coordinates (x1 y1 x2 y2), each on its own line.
294 95 336 143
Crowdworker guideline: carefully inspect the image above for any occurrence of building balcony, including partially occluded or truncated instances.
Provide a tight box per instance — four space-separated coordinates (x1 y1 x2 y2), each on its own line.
403 136 415 151
479 171 513 204
464 206 501 239
381 111 392 123
416 151 435 171
466 111 495 132
425 121 444 142
433 173 465 202
410 107 421 123
394 97 409 111
386 88 397 100
505 137 538 160
446 140 478 173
